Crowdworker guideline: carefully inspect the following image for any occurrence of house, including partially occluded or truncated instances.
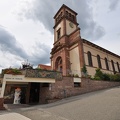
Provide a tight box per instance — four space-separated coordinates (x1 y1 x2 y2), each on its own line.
38 64 52 71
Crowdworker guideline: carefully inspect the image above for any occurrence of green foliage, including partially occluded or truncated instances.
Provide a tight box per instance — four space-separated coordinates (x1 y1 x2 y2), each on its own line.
81 65 87 74
102 73 110 81
94 68 104 80
3 68 22 75
93 68 120 81
81 64 88 77
94 76 101 80
13 69 21 74
110 73 120 81
74 74 79 77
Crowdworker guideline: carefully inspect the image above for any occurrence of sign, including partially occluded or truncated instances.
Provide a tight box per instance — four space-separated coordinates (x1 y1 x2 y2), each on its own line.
4 74 25 81
73 78 81 83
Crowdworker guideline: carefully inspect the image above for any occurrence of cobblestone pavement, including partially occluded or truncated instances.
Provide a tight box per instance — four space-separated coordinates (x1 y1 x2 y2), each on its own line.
0 87 120 120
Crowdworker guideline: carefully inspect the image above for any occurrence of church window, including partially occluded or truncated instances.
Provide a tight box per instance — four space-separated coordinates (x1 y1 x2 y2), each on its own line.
87 51 93 67
117 62 120 72
105 57 109 70
111 60 115 73
56 18 58 23
69 13 71 18
57 28 61 40
60 12 62 18
97 55 102 68
72 15 75 21
58 15 60 21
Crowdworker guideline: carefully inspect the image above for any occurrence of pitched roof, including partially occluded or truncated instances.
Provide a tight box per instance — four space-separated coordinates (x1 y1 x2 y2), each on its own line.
82 39 120 58
54 4 77 18
38 64 52 70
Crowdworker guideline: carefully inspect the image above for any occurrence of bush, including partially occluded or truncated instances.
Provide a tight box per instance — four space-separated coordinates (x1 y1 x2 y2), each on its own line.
102 73 110 81
93 68 120 81
94 76 101 80
81 64 88 77
94 68 104 80
110 74 120 81
74 74 79 77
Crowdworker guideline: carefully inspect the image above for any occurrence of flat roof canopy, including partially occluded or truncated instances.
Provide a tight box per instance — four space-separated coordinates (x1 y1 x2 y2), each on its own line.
3 74 55 83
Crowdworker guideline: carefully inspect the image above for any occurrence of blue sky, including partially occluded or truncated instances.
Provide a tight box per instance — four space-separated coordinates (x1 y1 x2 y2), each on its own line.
0 0 120 72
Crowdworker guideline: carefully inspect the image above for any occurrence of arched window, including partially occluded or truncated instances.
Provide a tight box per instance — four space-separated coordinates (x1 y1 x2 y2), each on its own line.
117 62 120 72
87 51 93 67
72 15 75 21
69 13 71 18
111 60 115 73
55 56 62 72
57 28 61 40
105 57 109 70
97 55 102 68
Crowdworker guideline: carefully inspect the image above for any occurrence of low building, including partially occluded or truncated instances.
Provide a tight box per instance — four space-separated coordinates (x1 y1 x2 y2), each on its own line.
0 68 62 104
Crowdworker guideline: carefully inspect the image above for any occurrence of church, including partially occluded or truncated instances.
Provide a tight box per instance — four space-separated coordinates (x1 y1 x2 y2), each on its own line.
0 4 120 108
50 4 120 77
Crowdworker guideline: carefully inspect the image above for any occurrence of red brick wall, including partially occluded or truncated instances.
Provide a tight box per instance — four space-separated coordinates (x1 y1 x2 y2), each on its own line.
0 98 5 110
39 87 51 104
46 77 120 102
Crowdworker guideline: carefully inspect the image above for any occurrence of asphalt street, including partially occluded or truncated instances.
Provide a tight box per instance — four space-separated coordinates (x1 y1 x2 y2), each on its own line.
0 86 120 120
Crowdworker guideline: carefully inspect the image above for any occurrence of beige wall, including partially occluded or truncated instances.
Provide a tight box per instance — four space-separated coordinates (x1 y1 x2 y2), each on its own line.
83 43 120 76
69 44 81 77
55 21 64 42
66 20 76 35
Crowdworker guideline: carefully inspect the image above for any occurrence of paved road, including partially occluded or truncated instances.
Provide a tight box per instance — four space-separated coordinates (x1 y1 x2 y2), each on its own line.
1 87 120 120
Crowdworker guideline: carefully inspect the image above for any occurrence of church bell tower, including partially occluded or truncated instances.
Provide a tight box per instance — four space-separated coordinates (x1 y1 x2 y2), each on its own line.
51 4 84 76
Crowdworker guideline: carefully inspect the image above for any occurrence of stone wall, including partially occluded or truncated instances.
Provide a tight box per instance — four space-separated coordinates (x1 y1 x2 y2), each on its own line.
0 98 5 110
2 77 120 105
44 77 120 103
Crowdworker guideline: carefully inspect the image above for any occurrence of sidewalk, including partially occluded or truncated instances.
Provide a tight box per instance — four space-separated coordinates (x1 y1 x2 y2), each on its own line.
0 113 31 120
4 104 30 110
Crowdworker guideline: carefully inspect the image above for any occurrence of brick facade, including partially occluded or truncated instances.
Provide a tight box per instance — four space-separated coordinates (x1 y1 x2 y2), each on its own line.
0 98 5 110
41 77 120 103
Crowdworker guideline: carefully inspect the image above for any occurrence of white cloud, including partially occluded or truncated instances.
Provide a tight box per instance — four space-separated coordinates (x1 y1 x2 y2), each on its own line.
17 0 105 41
109 0 120 11
0 0 120 72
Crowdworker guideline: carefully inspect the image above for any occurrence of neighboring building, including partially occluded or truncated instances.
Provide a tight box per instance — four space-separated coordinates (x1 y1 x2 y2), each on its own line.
38 64 52 71
51 4 120 77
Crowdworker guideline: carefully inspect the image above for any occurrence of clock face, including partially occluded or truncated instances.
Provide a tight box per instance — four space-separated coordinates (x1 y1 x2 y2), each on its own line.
69 22 74 28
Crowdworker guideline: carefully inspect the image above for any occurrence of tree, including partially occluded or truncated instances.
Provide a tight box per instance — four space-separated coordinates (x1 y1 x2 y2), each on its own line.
81 64 88 77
